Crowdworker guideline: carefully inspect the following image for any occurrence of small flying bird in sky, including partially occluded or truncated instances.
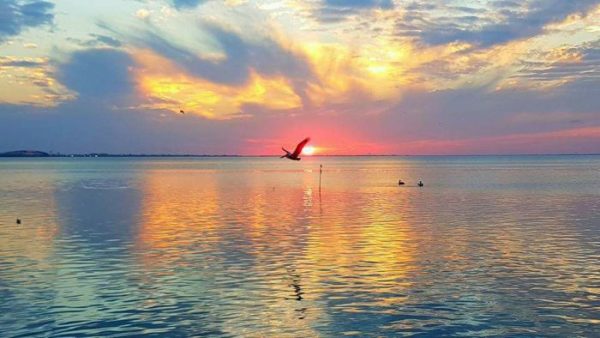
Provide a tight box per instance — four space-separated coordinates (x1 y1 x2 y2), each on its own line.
281 137 310 161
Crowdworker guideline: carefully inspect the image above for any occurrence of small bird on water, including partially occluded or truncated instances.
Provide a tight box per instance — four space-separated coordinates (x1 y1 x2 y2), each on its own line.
281 137 310 161
16 218 21 224
398 179 405 185
418 180 424 187
179 109 185 114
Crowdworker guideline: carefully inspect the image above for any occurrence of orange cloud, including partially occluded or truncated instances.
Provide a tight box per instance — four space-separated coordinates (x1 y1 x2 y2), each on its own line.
0 56 74 107
133 49 302 119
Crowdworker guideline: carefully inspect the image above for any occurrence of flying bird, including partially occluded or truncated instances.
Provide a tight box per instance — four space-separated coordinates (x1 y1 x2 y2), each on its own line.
281 137 310 161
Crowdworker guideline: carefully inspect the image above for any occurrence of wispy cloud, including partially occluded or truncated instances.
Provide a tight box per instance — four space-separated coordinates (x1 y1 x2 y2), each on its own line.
130 22 313 87
397 0 600 48
314 0 393 22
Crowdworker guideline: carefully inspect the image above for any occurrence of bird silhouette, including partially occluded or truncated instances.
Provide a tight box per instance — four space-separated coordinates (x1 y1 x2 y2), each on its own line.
179 110 185 114
281 137 310 161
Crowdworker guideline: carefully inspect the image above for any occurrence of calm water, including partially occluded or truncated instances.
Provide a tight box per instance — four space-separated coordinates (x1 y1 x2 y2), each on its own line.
1 156 599 337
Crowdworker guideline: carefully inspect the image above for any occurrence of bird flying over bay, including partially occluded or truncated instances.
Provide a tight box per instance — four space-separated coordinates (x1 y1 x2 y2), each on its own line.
281 137 310 161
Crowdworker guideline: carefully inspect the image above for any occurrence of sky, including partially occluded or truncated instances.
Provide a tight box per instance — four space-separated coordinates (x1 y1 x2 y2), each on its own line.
0 0 599 155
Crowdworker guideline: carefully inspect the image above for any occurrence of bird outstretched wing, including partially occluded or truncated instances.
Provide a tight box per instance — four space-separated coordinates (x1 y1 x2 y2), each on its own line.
292 137 310 157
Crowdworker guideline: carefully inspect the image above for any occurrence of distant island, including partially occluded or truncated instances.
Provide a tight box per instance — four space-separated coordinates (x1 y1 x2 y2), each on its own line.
0 150 50 157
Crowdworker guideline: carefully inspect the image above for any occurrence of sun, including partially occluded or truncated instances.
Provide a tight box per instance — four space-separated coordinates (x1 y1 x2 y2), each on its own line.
302 146 315 155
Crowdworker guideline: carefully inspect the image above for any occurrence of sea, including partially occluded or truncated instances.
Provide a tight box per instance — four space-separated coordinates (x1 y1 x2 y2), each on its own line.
0 155 599 337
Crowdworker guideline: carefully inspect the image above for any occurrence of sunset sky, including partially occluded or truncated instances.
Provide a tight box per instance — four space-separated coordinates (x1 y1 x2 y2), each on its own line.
1 0 599 155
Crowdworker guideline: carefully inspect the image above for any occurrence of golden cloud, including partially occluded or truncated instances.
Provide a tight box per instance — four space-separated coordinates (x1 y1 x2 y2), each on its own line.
133 50 302 119
0 56 74 107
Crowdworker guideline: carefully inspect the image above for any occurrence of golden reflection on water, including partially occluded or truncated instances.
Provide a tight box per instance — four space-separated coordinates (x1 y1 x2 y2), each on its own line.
133 166 420 334
136 170 323 335
136 171 222 269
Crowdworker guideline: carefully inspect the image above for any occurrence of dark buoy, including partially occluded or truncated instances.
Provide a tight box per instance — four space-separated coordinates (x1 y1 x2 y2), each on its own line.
16 218 21 224
398 179 405 185
418 180 424 187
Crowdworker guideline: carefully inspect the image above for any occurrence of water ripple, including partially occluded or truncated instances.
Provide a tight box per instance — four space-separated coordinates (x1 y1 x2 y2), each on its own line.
0 156 599 336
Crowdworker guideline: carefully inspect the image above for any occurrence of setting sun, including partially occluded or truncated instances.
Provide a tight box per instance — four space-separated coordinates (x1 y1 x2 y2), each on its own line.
302 146 315 155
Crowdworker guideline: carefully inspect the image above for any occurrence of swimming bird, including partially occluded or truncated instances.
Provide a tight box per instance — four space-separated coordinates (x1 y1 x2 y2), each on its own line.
398 179 405 185
179 109 185 114
281 137 310 161
16 218 21 224
418 180 424 187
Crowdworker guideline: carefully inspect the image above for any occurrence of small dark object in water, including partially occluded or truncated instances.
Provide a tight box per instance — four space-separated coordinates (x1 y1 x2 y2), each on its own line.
398 179 405 185
179 110 185 114
418 180 424 187
16 218 21 224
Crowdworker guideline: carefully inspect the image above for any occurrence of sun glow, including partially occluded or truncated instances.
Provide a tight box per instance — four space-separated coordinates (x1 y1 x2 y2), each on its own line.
302 146 315 155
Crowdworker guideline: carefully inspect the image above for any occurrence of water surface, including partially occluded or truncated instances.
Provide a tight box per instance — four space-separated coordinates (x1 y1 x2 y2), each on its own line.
1 156 599 337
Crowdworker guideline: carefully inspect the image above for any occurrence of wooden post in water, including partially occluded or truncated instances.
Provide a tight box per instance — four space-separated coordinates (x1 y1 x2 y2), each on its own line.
319 164 323 191
318 164 323 212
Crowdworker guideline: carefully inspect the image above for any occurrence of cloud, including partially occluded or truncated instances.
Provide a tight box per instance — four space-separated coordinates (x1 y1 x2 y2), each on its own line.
398 0 600 48
0 0 54 43
135 9 151 20
56 49 135 102
0 56 73 106
171 0 208 10
132 23 312 87
372 77 600 147
323 0 392 9
509 40 600 88
0 57 44 68
315 0 394 22
90 34 122 48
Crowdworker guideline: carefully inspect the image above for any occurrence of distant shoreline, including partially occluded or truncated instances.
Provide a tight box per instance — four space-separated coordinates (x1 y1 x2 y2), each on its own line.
1 150 598 158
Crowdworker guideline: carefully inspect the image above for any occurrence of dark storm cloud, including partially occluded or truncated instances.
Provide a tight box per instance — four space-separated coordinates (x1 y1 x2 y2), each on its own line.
56 49 135 101
0 0 54 42
398 0 600 48
133 23 313 86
